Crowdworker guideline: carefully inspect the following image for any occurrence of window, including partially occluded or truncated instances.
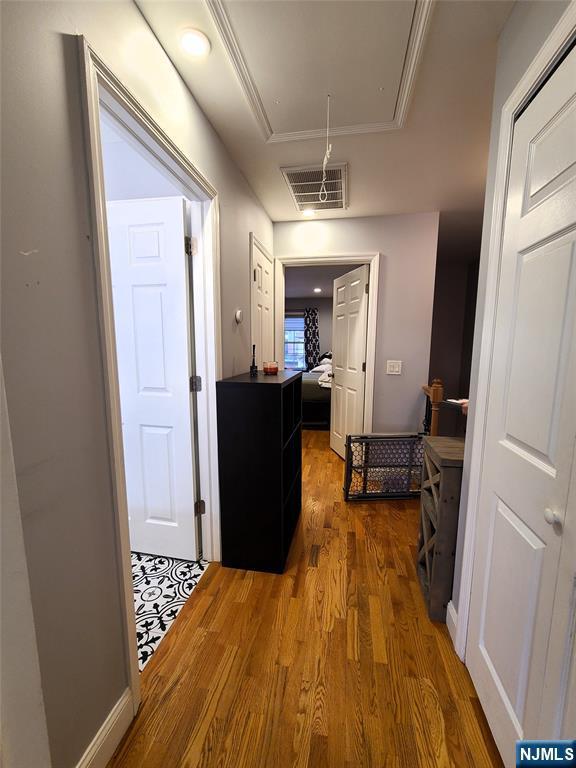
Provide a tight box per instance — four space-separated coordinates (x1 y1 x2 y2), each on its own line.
285 314 306 370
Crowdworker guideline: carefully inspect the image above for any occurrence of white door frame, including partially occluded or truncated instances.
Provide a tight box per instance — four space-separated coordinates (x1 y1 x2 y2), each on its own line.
78 36 223 712
274 252 380 433
249 233 274 364
450 5 576 660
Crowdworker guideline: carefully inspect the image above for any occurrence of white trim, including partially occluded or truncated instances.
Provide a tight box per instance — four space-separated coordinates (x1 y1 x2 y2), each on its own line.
249 233 275 362
194 198 222 561
75 689 133 768
446 600 459 651
77 35 223 720
394 0 436 132
77 37 141 715
205 0 272 141
268 121 404 144
455 5 576 661
205 0 434 144
274 252 379 433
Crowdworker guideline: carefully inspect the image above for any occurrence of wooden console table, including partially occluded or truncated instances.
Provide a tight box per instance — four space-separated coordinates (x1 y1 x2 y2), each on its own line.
417 436 465 622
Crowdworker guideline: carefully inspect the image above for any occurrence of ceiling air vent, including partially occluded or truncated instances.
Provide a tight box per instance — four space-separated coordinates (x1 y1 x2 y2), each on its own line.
281 163 348 213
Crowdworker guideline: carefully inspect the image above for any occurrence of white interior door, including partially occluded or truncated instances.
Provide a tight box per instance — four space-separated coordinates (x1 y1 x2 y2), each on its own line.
466 49 576 766
330 264 369 459
250 235 274 368
107 197 198 561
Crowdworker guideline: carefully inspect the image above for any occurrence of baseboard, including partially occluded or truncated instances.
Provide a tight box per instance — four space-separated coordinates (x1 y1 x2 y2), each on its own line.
446 600 461 656
75 688 133 768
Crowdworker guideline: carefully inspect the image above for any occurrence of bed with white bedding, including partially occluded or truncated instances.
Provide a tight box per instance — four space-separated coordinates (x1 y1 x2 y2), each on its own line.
301 358 332 429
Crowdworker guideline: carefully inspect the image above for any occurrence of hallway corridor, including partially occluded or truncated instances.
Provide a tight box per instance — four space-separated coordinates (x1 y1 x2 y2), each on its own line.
108 431 502 768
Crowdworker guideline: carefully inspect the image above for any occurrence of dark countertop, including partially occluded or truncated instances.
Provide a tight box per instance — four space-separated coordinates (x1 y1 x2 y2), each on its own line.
217 370 302 387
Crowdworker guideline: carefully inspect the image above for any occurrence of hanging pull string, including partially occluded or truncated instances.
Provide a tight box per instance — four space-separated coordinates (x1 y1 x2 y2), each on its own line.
319 94 332 204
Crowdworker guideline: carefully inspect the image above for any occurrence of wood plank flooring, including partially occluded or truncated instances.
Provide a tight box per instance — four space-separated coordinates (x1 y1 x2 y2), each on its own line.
108 430 503 768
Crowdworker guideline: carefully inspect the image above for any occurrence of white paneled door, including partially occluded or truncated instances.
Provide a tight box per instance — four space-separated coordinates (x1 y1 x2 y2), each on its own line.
250 235 274 368
330 265 369 459
467 49 576 766
107 197 198 561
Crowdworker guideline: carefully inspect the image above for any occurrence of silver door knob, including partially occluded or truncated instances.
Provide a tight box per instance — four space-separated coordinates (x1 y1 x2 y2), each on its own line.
544 508 563 529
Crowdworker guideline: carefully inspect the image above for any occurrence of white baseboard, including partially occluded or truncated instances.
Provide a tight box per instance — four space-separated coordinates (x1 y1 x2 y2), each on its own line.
446 600 463 659
76 688 134 768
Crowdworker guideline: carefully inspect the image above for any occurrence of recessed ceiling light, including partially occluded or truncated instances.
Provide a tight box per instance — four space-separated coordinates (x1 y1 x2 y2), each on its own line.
302 209 316 218
180 28 211 58
313 287 322 293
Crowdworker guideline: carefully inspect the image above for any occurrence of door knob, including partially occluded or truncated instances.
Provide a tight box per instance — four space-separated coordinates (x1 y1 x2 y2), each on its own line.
544 507 563 529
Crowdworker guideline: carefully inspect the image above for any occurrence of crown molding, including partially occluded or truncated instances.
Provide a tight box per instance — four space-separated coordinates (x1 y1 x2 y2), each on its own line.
205 0 273 140
269 122 400 143
205 0 434 144
395 0 435 126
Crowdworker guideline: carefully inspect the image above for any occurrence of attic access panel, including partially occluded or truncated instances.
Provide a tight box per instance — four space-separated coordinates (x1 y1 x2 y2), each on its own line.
281 163 348 212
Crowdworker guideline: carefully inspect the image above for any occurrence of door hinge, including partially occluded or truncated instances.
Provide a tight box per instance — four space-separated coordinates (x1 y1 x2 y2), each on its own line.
253 268 257 281
190 375 202 392
365 283 369 294
362 362 366 373
194 499 206 517
185 236 199 258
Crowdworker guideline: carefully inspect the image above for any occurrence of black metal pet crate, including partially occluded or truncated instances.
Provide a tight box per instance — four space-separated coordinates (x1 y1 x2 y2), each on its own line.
344 433 424 501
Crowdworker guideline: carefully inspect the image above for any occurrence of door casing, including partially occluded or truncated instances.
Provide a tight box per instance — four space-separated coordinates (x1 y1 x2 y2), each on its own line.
274 252 380 434
78 36 223 715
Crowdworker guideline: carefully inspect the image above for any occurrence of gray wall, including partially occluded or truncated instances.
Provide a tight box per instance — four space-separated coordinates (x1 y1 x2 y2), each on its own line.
452 0 570 611
1 361 52 768
285 297 334 353
275 214 439 432
1 2 271 766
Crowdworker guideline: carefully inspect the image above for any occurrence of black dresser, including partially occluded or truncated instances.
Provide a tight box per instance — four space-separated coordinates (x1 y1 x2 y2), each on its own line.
216 370 302 573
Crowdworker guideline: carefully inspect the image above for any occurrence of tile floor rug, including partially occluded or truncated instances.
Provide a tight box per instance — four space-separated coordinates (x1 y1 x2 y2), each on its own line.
131 552 207 668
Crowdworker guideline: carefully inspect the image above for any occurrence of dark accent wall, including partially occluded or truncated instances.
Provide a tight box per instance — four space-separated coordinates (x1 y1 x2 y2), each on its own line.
428 223 480 438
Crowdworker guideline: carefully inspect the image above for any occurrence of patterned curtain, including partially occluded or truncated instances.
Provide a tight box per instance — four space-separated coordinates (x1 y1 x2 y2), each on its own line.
304 308 320 371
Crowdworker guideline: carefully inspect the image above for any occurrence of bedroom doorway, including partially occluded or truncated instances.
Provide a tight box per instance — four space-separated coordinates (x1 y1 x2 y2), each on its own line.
284 264 352 431
280 256 379 459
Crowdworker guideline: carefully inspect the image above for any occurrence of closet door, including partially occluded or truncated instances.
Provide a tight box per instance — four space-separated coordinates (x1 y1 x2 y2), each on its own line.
466 48 576 766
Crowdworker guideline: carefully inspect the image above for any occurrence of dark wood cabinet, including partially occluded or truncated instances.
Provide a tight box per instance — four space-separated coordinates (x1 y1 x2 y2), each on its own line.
216 370 302 574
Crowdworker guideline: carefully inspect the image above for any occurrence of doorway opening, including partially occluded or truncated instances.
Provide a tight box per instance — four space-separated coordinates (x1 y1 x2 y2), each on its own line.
80 36 222 702
99 107 208 668
274 253 380 459
284 264 355 452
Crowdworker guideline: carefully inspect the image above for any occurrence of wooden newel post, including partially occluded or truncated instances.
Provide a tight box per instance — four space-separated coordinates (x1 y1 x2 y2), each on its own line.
422 378 444 436
429 378 443 437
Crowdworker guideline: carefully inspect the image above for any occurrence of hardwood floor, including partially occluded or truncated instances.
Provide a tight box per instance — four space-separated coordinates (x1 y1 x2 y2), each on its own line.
108 430 503 768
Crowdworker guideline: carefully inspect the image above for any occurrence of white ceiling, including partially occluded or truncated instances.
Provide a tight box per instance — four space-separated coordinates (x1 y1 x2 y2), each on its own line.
136 0 514 250
285 264 355 298
221 0 418 136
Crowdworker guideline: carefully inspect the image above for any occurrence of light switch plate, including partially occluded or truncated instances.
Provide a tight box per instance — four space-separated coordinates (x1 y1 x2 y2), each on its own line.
386 360 402 375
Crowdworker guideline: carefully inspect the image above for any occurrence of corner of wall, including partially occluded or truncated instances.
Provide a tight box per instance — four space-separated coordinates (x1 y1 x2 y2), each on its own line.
1 358 52 768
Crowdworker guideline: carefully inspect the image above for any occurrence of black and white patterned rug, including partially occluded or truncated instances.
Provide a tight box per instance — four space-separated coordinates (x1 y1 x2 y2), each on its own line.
131 552 207 669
